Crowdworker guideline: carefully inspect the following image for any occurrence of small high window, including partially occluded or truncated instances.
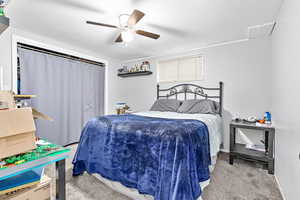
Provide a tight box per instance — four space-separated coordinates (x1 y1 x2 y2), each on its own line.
158 56 205 83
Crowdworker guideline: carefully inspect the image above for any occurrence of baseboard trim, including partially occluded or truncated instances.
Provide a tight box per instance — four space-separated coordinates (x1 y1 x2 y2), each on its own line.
275 175 286 200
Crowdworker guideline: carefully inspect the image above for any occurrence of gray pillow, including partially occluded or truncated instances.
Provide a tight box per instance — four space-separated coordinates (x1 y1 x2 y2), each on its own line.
150 99 181 112
177 99 219 114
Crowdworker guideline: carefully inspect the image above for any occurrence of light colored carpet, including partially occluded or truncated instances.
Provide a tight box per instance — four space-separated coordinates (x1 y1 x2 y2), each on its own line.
45 146 283 200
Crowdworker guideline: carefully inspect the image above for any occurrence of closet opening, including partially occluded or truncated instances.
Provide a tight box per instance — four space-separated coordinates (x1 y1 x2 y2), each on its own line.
17 42 106 146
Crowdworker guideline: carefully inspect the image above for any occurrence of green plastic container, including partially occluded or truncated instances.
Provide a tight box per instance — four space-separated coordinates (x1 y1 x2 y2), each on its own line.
0 7 4 16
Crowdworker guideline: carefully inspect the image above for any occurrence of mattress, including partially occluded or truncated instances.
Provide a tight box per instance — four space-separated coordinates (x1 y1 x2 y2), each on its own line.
92 111 223 200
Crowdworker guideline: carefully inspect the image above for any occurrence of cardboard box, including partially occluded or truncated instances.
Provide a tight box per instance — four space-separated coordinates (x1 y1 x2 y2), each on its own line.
32 109 53 121
0 91 15 109
0 108 37 159
0 91 52 159
0 91 52 121
0 176 51 200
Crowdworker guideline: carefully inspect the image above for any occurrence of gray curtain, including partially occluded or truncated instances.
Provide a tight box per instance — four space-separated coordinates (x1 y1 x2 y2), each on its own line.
18 48 105 145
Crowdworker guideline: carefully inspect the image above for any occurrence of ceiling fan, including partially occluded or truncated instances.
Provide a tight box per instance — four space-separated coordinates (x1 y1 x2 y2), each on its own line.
86 9 160 43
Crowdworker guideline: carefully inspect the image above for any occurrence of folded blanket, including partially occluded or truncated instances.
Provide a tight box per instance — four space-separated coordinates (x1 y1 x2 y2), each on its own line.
73 114 211 200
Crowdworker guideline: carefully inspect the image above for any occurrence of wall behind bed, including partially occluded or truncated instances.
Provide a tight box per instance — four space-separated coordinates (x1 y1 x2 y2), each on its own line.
113 38 272 151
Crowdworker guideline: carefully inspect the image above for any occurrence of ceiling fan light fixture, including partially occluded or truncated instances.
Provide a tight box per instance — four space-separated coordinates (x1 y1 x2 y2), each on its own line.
119 14 130 28
121 29 135 43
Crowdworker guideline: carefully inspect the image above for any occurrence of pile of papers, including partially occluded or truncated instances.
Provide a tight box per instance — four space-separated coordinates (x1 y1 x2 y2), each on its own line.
246 144 266 152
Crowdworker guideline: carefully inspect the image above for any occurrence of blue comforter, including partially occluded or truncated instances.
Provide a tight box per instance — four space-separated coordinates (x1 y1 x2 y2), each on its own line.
73 114 211 200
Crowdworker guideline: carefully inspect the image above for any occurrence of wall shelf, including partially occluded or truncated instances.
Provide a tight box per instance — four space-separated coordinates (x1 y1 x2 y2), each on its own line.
118 71 153 78
0 16 9 34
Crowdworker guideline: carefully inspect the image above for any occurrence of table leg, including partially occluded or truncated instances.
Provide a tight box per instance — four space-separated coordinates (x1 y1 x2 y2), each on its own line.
265 131 269 154
229 126 236 165
56 159 66 200
267 130 275 174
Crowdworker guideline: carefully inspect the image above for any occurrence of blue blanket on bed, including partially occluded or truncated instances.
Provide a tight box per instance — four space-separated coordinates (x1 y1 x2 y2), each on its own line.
73 114 211 200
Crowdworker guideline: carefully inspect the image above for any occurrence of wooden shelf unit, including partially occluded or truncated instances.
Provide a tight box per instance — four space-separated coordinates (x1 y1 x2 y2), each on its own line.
118 71 153 78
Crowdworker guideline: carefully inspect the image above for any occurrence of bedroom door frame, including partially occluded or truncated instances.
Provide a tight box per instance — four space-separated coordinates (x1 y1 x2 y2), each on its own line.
11 34 109 114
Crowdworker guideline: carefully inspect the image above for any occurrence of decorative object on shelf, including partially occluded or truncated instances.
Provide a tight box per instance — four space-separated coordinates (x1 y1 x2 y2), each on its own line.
118 68 124 73
141 61 150 71
122 66 128 73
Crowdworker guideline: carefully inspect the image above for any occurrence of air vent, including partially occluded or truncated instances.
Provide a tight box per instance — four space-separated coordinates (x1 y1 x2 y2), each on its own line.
248 22 276 39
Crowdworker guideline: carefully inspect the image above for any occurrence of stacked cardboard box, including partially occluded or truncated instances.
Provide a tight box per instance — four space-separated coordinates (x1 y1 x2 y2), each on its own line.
0 107 37 159
0 91 33 160
0 91 52 160
0 91 53 198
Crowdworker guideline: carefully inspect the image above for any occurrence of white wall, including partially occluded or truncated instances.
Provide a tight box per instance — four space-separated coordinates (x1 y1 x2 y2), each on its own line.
0 27 12 90
272 1 300 199
113 38 273 151
0 27 118 114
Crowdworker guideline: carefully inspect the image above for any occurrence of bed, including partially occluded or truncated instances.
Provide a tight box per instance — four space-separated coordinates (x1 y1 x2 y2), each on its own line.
73 82 224 200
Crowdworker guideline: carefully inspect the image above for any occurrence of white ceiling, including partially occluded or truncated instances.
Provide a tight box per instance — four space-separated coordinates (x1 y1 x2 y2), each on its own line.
6 0 282 61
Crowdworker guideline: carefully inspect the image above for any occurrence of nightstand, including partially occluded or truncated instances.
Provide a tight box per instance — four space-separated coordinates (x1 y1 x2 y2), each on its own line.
229 120 275 174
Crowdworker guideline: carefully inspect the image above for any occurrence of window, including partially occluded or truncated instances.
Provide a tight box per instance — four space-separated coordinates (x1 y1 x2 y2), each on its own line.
157 55 204 83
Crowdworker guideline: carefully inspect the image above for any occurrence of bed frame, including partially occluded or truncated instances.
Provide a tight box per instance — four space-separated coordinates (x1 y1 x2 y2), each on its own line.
157 82 224 116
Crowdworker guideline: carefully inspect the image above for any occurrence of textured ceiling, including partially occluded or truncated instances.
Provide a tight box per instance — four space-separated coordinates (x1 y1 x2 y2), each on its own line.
6 0 282 60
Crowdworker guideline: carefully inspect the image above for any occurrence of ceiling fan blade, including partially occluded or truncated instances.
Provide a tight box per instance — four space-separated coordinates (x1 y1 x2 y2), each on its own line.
115 34 123 43
127 9 145 26
136 30 160 39
86 21 118 29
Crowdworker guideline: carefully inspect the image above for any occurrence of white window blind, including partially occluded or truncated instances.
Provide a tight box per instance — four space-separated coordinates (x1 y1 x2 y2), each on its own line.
158 56 204 83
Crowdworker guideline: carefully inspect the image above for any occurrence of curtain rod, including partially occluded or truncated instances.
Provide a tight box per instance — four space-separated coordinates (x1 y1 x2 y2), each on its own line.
17 43 105 67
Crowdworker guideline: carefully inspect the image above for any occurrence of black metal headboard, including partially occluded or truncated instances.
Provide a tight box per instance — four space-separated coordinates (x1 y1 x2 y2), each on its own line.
157 82 224 116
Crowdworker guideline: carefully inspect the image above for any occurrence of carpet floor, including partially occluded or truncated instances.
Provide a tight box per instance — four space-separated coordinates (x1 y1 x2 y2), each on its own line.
45 147 283 200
